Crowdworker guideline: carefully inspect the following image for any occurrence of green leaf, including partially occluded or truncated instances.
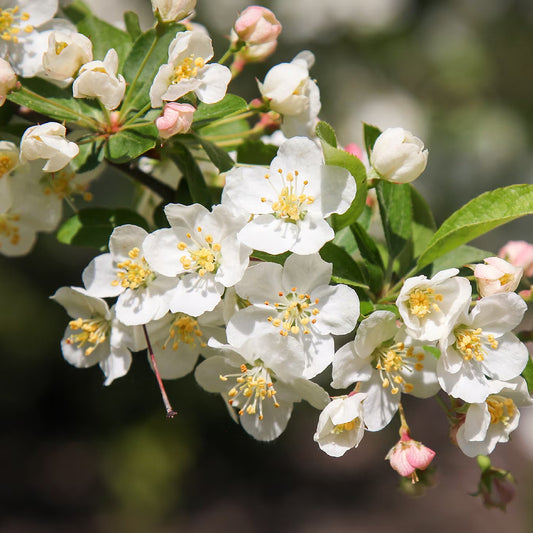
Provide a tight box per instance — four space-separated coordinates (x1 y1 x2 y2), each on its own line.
122 24 183 112
124 11 142 40
431 244 491 275
195 136 235 172
251 250 291 265
411 185 437 231
315 123 368 230
319 242 367 288
105 125 158 163
77 14 132 66
237 140 278 165
57 208 149 249
522 358 533 393
193 94 248 127
170 143 212 208
71 140 104 173
8 79 101 124
363 123 382 159
332 226 358 256
350 222 385 270
417 184 533 270
315 121 337 147
376 180 412 259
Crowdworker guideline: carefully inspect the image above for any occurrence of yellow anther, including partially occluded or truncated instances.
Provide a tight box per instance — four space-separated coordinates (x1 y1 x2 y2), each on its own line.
409 287 443 318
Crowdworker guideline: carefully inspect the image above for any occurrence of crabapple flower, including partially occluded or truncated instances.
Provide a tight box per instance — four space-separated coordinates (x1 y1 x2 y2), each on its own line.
150 30 231 108
82 224 179 326
151 0 196 22
73 49 126 110
474 257 522 298
499 240 533 278
313 393 366 457
155 102 195 139
195 331 329 441
258 51 321 138
227 253 359 378
222 136 356 254
456 377 533 457
146 305 226 380
51 286 144 385
234 6 282 46
0 58 16 105
19 122 79 173
370 127 428 184
437 292 529 403
143 203 251 316
332 311 439 431
0 140 19 178
42 30 93 82
386 426 436 482
396 268 472 342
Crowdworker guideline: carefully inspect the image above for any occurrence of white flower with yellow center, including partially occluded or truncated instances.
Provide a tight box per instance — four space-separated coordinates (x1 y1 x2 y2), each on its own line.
82 225 179 326
222 136 356 254
51 286 145 385
313 393 366 457
437 292 529 403
396 268 472 342
195 331 329 441
227 253 359 378
332 311 439 431
143 203 251 317
146 304 226 379
456 377 533 457
149 30 231 108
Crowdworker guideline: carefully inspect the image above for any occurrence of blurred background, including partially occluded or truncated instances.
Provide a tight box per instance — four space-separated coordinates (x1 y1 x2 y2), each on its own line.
1 0 533 531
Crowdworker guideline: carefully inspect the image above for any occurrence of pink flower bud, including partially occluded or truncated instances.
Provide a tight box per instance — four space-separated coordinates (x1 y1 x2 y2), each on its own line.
385 428 435 483
474 256 522 297
344 143 364 160
234 6 282 46
155 102 195 139
0 58 17 107
499 240 533 278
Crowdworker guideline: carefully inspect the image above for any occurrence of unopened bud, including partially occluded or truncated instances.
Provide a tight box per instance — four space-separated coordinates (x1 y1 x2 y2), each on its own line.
155 102 195 139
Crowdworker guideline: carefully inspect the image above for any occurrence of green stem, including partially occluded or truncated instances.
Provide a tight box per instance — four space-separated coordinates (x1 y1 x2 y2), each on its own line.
218 45 235 65
124 102 152 126
207 109 256 128
16 86 101 129
120 36 159 117
203 125 263 142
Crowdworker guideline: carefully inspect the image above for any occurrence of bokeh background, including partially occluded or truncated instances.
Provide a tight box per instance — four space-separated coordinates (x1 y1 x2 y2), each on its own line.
1 0 533 531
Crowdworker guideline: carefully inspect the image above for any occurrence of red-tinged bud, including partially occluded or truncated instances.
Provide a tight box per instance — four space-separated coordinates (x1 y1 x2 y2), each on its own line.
475 456 515 511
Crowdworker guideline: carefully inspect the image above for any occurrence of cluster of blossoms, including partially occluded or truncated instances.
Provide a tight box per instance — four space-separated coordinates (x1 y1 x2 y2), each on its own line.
0 0 532 505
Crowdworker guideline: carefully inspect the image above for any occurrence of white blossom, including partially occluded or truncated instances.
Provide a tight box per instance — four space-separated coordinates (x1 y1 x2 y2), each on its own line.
73 48 126 110
151 0 196 22
0 57 16 105
82 225 179 326
143 203 251 316
437 292 529 403
150 30 231 108
227 253 359 378
456 377 533 457
396 268 472 342
474 257 522 298
370 127 428 184
195 331 329 441
313 393 366 457
222 136 356 254
51 286 144 385
19 122 79 173
332 311 439 431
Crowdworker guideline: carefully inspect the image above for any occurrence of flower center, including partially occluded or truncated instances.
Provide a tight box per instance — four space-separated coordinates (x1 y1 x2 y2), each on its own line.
0 155 15 178
66 316 109 356
112 247 154 290
42 168 93 201
332 419 359 434
262 168 314 222
219 363 279 420
178 226 221 277
265 286 320 336
408 287 443 318
499 273 513 286
171 55 205 84
0 212 20 247
55 41 68 55
374 342 426 395
0 6 33 43
486 395 516 426
162 313 206 351
454 327 498 362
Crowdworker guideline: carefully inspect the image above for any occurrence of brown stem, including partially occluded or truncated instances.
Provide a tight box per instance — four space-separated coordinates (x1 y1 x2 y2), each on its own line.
142 325 177 418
